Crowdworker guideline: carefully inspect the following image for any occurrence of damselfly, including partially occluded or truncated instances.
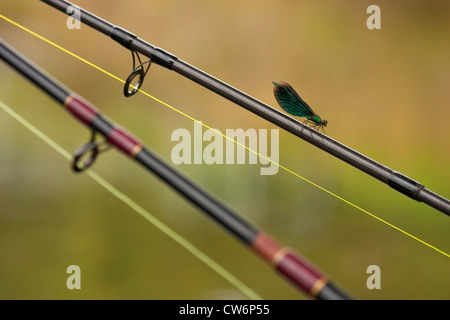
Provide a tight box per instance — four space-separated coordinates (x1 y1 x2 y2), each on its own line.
273 81 327 132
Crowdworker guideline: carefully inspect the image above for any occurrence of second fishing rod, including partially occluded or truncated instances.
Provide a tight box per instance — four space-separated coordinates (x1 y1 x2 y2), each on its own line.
0 39 354 300
40 0 450 216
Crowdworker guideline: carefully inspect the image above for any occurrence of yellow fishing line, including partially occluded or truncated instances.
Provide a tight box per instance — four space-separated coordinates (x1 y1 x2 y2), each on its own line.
0 99 263 300
1 14 448 259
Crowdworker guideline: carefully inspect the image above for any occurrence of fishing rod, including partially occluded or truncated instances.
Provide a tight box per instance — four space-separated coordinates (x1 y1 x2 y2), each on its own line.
0 39 354 300
40 0 450 216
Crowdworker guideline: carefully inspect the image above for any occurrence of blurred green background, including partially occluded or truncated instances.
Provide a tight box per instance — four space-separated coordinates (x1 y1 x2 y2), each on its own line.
0 0 449 300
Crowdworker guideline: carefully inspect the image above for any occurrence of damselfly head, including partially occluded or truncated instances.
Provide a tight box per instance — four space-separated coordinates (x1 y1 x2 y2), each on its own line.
322 120 328 126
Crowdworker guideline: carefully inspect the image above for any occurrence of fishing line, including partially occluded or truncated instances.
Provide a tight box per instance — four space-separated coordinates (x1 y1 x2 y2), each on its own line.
1 14 448 258
0 99 263 300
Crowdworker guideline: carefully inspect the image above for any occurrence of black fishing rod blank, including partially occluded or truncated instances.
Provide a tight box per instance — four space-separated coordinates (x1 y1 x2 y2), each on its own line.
0 39 354 300
40 0 450 216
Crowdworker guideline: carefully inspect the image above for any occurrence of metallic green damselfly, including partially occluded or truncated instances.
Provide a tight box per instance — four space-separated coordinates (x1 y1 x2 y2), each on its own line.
273 81 327 132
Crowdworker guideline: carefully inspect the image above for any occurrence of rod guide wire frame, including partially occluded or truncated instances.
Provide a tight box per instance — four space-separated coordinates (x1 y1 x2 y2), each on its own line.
110 26 152 97
72 130 112 172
